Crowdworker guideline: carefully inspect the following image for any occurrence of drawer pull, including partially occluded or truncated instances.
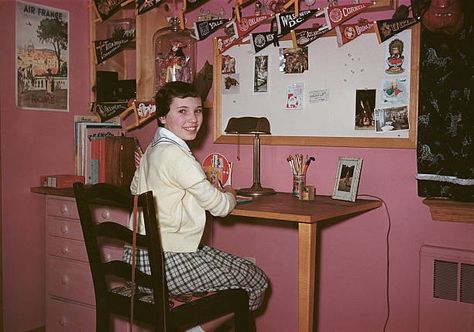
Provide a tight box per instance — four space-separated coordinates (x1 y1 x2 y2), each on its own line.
61 275 70 286
60 204 69 216
61 247 70 255
60 225 69 234
101 209 110 220
59 316 67 326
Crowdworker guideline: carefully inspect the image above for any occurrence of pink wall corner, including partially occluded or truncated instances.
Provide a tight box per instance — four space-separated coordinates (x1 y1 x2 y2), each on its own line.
0 0 90 330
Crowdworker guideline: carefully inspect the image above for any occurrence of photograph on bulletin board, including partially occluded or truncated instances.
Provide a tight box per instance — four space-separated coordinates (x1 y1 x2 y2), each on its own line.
16 1 69 112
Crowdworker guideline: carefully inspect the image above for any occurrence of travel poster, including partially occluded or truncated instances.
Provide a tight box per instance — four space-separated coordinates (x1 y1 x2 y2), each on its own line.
16 1 69 111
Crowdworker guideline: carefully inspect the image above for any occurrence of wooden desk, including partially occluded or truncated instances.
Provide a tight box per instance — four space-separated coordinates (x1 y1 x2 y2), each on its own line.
230 193 381 332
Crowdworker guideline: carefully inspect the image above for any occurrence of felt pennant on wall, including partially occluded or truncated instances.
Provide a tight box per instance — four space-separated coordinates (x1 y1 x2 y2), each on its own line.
374 17 419 44
94 29 136 64
336 19 374 47
276 9 321 37
184 0 210 13
326 2 373 29
216 14 272 54
136 0 163 15
193 18 229 40
250 31 279 54
291 25 330 48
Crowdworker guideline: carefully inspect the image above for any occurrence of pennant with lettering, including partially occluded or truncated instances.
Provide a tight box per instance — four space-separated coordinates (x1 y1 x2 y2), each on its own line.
336 19 374 47
136 0 163 16
193 18 229 40
250 31 279 53
276 9 321 37
326 2 372 29
120 100 157 131
374 17 419 44
184 0 210 13
216 14 272 54
291 25 331 48
91 101 130 122
94 29 136 64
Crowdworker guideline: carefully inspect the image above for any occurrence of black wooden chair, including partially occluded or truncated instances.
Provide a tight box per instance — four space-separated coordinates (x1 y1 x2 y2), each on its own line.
73 182 252 331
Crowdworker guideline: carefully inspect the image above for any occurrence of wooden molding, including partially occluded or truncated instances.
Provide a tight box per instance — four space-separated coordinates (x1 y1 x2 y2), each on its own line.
423 198 474 224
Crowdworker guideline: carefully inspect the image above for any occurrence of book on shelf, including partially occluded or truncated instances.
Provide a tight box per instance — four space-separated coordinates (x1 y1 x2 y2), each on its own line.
74 120 122 183
40 175 85 188
88 136 137 187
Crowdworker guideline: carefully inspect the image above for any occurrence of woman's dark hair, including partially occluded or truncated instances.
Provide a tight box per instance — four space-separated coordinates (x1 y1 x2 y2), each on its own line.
155 81 201 120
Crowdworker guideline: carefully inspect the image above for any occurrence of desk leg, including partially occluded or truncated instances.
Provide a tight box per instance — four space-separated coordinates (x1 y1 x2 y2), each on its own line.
298 223 317 332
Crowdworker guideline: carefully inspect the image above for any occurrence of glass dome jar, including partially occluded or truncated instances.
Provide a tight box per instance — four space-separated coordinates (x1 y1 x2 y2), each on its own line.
153 17 196 93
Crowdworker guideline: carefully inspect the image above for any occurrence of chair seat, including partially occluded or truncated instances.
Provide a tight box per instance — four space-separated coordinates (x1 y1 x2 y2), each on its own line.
110 285 215 308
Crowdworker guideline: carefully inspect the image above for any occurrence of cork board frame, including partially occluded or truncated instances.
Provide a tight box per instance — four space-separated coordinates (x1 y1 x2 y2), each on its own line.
213 25 420 148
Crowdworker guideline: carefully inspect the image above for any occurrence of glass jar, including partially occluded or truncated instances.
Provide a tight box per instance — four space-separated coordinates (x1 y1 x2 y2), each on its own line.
153 17 196 93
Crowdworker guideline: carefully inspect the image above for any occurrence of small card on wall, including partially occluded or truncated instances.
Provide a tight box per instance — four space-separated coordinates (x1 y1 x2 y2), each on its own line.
285 83 304 110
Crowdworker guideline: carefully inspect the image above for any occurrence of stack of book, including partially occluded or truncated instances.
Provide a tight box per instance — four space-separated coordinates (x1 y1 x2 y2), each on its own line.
74 116 122 184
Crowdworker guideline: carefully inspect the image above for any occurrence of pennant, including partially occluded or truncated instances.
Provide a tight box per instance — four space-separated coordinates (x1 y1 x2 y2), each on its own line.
216 14 272 54
326 2 372 29
291 25 331 48
120 100 156 131
276 9 322 37
193 18 229 40
374 17 419 44
250 31 279 53
91 101 130 122
94 29 136 64
93 0 129 22
336 19 374 47
136 0 163 16
184 0 210 13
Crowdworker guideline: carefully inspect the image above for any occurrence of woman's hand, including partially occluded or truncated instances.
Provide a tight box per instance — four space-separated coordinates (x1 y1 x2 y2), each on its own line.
221 185 236 198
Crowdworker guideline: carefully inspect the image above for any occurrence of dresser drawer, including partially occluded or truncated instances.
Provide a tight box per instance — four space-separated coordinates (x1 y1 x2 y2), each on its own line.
48 218 83 241
93 206 131 226
46 197 79 220
47 256 95 305
47 236 88 262
46 297 95 332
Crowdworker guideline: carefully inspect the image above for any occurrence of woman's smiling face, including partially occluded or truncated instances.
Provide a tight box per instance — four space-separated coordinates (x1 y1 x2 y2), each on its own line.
159 96 203 141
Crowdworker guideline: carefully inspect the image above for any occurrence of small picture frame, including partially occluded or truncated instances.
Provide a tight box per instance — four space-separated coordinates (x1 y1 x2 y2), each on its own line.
332 157 363 202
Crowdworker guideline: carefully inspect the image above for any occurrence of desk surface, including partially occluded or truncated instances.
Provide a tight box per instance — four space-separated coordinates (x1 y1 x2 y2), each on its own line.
232 193 381 224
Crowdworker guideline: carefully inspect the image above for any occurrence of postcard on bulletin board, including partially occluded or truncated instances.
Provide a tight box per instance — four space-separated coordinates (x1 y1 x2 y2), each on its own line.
213 25 420 148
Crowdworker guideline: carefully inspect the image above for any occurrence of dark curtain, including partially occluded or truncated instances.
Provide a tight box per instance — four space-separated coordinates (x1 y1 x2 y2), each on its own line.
417 2 474 202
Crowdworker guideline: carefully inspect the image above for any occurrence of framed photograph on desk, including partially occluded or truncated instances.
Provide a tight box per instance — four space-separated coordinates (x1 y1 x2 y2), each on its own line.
332 157 363 202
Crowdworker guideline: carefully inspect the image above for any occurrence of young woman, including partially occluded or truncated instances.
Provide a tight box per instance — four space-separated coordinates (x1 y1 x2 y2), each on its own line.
124 81 268 330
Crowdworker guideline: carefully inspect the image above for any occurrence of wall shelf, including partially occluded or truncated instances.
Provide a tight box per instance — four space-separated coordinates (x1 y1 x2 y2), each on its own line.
423 198 474 224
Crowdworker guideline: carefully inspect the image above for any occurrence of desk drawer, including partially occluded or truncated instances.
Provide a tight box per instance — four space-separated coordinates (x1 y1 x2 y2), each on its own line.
48 218 83 241
47 236 88 262
46 297 95 332
46 197 79 220
47 256 95 305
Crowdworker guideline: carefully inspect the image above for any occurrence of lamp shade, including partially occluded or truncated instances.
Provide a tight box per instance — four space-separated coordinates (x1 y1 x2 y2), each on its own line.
224 117 271 135
224 116 275 196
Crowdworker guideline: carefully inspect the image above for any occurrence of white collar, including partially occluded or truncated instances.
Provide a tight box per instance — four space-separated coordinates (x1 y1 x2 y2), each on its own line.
152 127 191 152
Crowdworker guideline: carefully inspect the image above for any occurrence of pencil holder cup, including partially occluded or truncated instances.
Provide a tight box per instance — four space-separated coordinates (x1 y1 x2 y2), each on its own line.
292 174 306 197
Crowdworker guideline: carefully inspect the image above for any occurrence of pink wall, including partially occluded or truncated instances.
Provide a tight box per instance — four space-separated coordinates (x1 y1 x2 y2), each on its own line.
0 0 90 330
1 0 473 331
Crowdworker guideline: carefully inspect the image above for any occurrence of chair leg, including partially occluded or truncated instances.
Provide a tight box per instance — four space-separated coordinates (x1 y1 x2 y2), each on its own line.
96 308 111 332
233 291 254 332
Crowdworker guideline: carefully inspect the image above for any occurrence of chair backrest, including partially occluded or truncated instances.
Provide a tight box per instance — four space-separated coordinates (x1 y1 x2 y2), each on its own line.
73 182 169 329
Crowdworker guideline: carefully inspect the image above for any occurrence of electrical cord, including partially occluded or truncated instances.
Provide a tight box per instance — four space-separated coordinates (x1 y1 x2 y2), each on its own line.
358 194 392 332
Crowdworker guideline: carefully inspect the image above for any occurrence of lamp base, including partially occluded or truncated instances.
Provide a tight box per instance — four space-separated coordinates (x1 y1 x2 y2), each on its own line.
238 183 276 197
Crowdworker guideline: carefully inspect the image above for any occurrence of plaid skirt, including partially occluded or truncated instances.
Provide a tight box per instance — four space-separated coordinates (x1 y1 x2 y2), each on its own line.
123 245 268 311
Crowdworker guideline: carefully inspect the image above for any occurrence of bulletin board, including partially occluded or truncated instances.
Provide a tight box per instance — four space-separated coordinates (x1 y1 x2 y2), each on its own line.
213 25 420 148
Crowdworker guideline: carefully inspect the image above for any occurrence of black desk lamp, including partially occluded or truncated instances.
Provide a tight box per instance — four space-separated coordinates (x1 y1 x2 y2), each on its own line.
225 117 276 197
